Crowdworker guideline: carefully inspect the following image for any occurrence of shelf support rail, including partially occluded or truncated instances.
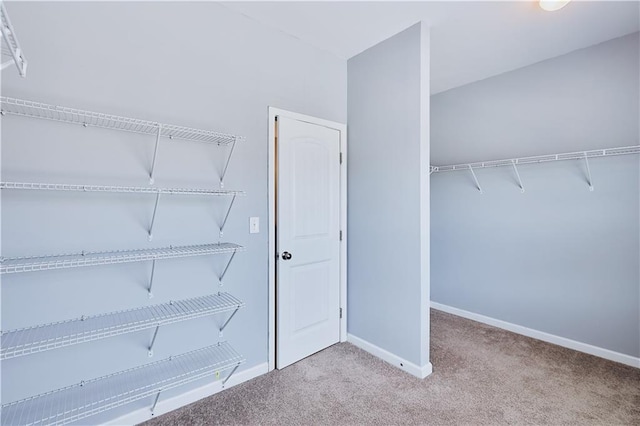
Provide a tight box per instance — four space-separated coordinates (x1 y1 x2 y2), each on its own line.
511 160 525 193
468 165 482 193
148 325 160 357
219 195 236 238
148 192 162 241
149 124 162 185
583 152 594 191
219 137 238 188
147 259 157 298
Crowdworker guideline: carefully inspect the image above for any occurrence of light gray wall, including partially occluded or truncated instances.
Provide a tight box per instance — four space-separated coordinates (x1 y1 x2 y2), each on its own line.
431 33 640 358
1 1 346 422
432 32 640 165
347 23 430 369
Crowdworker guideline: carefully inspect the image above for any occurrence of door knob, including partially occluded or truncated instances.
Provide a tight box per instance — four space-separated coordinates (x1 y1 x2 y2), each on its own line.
282 251 292 260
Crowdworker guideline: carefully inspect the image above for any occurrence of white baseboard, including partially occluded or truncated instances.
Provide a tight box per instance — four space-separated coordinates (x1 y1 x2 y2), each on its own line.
347 334 433 379
431 302 640 369
107 362 269 426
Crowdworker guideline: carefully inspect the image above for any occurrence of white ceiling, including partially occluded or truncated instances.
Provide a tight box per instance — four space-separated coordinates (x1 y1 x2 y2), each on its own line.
222 1 640 94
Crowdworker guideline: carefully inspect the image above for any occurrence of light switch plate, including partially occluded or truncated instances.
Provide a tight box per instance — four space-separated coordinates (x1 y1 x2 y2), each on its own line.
250 217 260 233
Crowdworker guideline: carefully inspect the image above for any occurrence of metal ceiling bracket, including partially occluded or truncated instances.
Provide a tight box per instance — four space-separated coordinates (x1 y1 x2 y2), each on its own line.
511 160 525 193
583 152 594 191
149 124 162 185
468 165 483 193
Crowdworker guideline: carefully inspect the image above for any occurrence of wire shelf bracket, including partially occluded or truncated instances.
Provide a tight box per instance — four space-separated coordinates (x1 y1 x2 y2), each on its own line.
431 145 640 193
218 250 237 288
219 137 238 188
511 160 525 193
0 342 245 426
218 195 237 239
0 242 245 274
583 152 594 191
468 165 483 194
0 292 244 360
149 124 162 184
1 3 27 77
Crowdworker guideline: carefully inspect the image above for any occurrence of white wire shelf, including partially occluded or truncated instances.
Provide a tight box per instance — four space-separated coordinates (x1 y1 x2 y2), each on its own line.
1 3 27 77
0 181 245 240
431 145 640 173
0 181 245 196
0 342 245 426
1 292 244 360
0 97 240 145
0 242 244 274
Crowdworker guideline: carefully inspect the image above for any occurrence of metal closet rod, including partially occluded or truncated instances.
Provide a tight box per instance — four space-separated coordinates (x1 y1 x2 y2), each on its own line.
431 145 640 173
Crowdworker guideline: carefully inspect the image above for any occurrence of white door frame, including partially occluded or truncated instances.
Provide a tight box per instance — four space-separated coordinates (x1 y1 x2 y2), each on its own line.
268 107 347 371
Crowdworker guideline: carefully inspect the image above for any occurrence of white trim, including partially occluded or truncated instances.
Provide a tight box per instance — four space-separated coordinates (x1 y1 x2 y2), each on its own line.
106 362 269 425
431 302 640 369
348 334 433 379
267 107 348 372
418 21 431 368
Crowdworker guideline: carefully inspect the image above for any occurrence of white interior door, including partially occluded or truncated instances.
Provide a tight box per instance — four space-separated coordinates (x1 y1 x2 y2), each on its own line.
276 116 341 369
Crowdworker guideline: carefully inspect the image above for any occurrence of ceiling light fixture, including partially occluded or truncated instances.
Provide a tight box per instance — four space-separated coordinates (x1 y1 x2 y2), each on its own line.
539 0 572 12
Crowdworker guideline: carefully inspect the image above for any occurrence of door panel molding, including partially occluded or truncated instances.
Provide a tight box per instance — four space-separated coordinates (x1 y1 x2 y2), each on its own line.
268 107 347 372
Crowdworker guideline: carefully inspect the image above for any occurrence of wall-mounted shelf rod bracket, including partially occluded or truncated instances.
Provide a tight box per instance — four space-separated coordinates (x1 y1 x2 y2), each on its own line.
147 259 157 298
219 137 238 188
148 324 160 357
511 160 525 193
222 364 240 388
468 165 482 193
219 195 237 238
218 250 237 287
218 307 240 338
583 152 594 191
148 192 162 241
149 124 162 185
150 389 162 414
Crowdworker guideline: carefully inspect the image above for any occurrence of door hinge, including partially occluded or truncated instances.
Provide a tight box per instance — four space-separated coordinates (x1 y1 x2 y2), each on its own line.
340 308 343 319
339 230 343 241
339 152 343 164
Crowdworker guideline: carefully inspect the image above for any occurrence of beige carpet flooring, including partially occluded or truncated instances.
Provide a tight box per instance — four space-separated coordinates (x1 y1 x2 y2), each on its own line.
146 309 640 425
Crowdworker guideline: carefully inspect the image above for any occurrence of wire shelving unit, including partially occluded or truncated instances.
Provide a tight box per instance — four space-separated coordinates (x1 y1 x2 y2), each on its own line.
0 342 245 426
0 182 245 240
0 242 244 274
1 2 27 77
1 292 244 360
430 145 640 193
431 145 640 173
0 97 238 145
0 97 244 185
0 181 245 196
